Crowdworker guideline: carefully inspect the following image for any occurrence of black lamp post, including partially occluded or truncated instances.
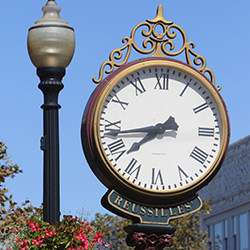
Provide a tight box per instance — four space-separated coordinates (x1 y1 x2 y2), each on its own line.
27 0 75 225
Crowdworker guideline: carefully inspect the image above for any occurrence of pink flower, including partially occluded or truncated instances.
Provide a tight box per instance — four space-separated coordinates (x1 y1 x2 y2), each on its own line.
20 239 29 247
38 235 44 241
27 221 41 232
84 243 90 249
15 235 21 243
45 229 56 238
20 239 30 250
74 232 88 243
9 228 20 233
31 238 39 246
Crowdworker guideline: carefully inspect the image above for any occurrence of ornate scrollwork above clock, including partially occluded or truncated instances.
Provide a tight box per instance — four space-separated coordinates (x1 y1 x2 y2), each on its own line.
93 5 218 90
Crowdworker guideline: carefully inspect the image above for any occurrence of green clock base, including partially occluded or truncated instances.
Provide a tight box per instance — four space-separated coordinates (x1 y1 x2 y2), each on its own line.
101 189 203 224
125 223 176 249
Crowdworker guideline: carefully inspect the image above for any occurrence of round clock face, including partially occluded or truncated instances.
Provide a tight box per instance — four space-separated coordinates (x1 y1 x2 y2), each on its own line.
82 58 229 203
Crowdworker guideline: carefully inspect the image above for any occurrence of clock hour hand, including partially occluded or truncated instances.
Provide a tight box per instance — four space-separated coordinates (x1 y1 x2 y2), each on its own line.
127 131 157 154
126 116 178 154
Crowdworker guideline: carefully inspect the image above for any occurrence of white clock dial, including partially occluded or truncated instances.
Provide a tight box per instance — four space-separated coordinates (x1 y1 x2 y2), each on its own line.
97 63 225 194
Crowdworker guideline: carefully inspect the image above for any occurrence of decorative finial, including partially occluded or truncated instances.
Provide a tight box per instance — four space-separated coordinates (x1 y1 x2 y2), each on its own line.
147 5 173 25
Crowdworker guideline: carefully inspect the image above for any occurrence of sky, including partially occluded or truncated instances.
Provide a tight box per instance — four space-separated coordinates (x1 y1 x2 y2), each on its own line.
1 0 250 220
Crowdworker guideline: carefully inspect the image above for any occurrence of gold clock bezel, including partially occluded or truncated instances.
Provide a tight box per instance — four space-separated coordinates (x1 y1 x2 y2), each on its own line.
89 57 229 202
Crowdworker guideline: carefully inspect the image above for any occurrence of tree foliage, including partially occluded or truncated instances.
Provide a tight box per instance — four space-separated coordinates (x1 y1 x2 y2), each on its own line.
90 213 132 250
0 142 42 247
168 200 211 250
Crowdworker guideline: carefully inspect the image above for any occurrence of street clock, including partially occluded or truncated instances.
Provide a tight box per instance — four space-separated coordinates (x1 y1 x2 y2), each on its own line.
81 5 230 225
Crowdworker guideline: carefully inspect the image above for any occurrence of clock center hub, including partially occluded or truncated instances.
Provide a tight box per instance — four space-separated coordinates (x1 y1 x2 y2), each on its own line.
155 123 166 134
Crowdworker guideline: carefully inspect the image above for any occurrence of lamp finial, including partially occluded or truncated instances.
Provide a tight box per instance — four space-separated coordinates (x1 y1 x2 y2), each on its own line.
27 0 75 68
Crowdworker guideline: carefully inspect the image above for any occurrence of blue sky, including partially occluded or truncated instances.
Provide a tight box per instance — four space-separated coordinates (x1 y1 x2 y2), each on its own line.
1 0 250 219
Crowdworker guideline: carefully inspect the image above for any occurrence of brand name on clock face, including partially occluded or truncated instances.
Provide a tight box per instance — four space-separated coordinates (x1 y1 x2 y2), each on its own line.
106 190 202 224
152 152 166 156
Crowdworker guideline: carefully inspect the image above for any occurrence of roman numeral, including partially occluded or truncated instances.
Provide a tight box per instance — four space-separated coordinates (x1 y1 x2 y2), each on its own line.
152 168 164 185
104 119 121 132
178 165 188 181
193 102 209 114
190 146 208 164
129 77 146 96
111 94 129 110
107 139 126 161
198 127 215 137
179 82 190 97
154 73 169 90
124 158 141 179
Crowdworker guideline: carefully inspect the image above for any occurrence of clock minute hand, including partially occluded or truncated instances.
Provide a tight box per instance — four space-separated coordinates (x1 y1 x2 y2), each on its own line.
105 116 179 137
105 125 156 137
127 131 157 154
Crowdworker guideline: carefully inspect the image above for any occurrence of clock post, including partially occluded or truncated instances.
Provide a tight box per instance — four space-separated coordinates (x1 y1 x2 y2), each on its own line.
81 5 230 249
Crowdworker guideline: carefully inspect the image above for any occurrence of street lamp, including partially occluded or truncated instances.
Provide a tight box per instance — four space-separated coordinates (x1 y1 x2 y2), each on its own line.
27 0 75 225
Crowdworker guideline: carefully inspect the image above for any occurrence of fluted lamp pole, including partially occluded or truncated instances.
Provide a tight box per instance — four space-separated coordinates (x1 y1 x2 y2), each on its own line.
27 0 75 225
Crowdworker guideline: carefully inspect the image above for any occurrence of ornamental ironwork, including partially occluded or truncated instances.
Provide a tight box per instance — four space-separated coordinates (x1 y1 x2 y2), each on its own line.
93 5 219 90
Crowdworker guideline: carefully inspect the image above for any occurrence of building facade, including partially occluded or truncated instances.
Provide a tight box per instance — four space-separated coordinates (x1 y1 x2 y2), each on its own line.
199 135 250 250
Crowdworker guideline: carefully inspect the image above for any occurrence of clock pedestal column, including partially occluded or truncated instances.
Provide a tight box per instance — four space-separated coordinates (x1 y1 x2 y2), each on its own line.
125 223 176 250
